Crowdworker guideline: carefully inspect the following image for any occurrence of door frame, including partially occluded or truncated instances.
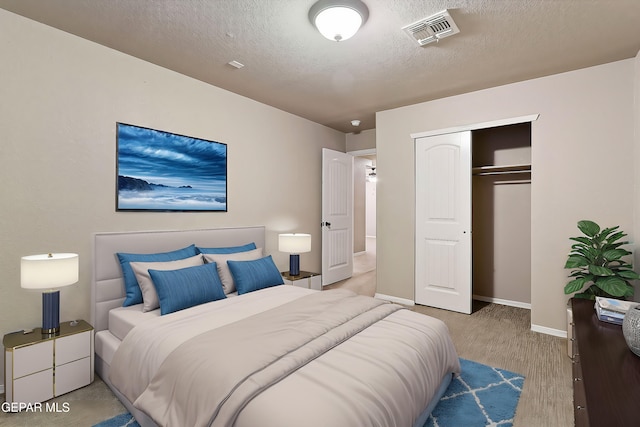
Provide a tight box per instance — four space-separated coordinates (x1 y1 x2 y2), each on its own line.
348 149 377 156
411 115 539 140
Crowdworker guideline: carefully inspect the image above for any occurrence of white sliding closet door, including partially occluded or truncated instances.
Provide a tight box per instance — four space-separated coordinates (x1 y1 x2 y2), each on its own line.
415 132 472 314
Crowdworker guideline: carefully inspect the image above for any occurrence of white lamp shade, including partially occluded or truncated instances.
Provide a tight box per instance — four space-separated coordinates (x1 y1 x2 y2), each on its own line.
314 6 363 41
279 234 312 254
21 253 79 290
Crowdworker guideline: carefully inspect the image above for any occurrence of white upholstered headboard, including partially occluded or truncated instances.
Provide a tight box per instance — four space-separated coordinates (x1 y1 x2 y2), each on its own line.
91 226 265 332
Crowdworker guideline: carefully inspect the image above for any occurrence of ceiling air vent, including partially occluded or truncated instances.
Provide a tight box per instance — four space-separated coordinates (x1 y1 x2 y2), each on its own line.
402 10 460 47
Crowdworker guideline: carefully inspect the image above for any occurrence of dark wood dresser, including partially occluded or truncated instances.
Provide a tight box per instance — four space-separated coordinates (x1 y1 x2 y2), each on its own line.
571 298 640 426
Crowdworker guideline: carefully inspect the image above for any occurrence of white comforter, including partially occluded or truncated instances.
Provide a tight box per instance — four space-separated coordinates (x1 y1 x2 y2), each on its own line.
110 286 459 427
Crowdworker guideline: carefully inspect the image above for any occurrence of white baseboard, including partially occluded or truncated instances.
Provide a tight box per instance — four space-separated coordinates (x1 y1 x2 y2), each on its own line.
375 293 415 306
531 323 567 338
473 295 532 310
353 251 366 257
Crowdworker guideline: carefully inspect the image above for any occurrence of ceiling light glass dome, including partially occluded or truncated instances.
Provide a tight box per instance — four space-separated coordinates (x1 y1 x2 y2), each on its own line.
309 0 369 42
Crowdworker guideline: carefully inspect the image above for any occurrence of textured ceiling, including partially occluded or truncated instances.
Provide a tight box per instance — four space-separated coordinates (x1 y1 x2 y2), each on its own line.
1 0 639 133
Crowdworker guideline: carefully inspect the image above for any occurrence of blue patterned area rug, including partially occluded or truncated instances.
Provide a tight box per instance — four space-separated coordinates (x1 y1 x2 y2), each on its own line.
93 358 523 427
93 412 140 427
425 358 525 427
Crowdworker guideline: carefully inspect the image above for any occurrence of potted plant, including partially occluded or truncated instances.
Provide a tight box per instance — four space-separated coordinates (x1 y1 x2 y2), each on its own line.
564 220 640 300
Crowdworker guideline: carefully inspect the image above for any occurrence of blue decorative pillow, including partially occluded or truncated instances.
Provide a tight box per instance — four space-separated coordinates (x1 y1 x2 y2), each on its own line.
196 242 257 254
227 255 284 295
117 244 199 306
149 262 226 315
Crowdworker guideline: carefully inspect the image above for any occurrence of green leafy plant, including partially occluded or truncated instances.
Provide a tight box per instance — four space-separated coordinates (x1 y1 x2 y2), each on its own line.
564 220 639 300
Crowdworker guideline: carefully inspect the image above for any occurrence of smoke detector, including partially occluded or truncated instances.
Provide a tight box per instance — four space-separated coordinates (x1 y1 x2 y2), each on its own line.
402 9 460 47
227 60 244 69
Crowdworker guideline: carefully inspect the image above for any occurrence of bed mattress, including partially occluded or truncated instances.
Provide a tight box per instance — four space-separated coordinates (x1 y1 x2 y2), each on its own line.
109 304 159 341
107 286 460 427
108 292 240 341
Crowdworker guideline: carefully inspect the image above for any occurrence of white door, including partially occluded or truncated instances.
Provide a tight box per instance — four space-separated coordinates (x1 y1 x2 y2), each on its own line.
415 131 472 314
322 148 354 285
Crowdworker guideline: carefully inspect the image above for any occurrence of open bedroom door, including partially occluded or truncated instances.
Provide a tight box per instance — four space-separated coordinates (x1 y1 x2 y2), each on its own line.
321 148 354 286
415 131 472 314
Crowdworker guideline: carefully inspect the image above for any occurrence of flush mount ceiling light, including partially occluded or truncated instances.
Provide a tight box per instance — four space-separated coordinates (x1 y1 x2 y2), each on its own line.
309 0 369 42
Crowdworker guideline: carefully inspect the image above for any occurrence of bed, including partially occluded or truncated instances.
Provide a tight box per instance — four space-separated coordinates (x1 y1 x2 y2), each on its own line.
92 226 460 427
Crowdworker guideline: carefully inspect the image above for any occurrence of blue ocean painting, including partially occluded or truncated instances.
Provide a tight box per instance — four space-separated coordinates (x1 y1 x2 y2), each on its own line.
116 123 227 211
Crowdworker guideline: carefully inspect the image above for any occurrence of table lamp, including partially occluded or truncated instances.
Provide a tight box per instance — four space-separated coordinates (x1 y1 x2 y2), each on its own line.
21 253 79 335
279 233 311 276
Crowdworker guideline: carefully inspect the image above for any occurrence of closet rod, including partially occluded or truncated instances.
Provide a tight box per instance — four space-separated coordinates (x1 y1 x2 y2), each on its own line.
473 169 531 176
494 179 532 185
472 163 531 176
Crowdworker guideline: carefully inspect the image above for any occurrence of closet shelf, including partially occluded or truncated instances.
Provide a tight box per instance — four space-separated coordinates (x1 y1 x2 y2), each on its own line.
472 164 531 176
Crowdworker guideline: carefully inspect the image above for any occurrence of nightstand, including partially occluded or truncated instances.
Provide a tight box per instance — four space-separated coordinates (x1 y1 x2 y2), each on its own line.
281 271 322 290
3 319 94 404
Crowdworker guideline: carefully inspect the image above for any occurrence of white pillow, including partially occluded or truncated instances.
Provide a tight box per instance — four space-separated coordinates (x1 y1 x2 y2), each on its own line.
203 248 263 294
130 254 204 312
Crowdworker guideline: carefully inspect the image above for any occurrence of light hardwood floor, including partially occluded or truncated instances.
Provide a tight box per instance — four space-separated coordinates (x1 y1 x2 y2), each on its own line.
1 239 572 426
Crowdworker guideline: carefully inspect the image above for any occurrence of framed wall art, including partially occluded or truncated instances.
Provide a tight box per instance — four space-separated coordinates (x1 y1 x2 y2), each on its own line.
116 123 227 212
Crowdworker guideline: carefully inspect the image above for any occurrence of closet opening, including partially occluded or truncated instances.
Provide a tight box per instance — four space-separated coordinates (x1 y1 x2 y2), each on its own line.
471 122 532 309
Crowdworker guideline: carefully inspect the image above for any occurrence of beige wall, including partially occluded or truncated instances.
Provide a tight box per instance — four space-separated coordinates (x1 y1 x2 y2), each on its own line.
377 58 637 334
366 180 377 237
473 178 531 304
0 10 345 386
346 129 376 152
353 157 370 253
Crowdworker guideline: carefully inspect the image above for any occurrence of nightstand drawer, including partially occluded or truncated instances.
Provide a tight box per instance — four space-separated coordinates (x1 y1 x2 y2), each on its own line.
13 340 54 378
56 331 91 365
13 368 54 403
4 319 94 404
55 356 91 396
